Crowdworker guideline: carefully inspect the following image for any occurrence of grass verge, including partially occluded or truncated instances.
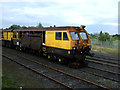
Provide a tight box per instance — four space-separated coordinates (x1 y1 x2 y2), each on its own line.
2 74 21 89
91 44 119 56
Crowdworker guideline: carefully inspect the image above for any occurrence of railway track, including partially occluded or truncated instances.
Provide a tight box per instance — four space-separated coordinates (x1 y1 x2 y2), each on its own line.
86 57 119 65
93 54 119 61
6 52 120 83
88 66 120 76
2 54 73 89
86 59 120 68
2 47 119 88
8 52 120 82
79 68 119 82
2 52 109 89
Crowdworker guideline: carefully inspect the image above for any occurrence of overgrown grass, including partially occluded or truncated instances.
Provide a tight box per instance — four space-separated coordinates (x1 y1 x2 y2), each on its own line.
91 44 119 56
2 74 21 89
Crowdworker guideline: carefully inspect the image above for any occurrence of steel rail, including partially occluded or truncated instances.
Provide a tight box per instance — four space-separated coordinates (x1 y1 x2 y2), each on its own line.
2 54 74 89
94 55 119 61
88 66 120 76
16 52 120 82
2 51 109 89
79 69 119 82
15 53 109 89
86 59 120 68
86 57 120 65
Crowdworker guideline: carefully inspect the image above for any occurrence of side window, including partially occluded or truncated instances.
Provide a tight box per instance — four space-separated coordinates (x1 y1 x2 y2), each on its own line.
18 32 22 38
13 32 16 38
2 32 3 38
63 32 69 40
56 32 62 40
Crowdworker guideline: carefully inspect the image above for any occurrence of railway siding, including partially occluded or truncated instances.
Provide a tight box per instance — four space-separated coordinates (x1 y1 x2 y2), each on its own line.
2 47 120 88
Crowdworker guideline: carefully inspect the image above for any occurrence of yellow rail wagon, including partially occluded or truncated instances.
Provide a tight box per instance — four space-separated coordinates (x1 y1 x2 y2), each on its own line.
2 25 94 68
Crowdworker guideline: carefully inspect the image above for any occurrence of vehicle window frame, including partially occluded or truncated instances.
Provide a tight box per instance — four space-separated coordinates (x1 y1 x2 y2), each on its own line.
13 32 17 38
63 32 69 40
55 32 62 40
79 32 88 40
70 31 80 40
2 32 4 38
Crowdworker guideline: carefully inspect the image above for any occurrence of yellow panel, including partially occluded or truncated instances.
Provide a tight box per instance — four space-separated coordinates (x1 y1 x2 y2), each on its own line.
16 32 19 39
3 32 7 40
46 29 91 50
46 31 55 47
7 32 12 40
13 32 19 40
61 31 71 49
2 32 13 41
46 31 71 50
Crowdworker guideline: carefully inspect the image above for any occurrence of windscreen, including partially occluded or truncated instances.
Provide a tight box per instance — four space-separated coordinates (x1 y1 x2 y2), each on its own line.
70 32 80 40
79 32 88 40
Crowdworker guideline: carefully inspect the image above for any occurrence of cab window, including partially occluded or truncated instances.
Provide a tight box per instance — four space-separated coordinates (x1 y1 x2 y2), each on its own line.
70 32 80 40
79 32 88 40
56 32 62 40
63 32 69 40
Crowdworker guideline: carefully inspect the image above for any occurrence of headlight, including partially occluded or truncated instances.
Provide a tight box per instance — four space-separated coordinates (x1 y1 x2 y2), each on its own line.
72 47 76 50
89 45 92 48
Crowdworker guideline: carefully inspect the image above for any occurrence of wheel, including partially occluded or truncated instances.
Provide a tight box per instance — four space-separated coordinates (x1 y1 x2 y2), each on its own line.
37 50 42 56
6 43 8 47
58 57 67 64
26 48 31 54
53 55 57 61
47 54 53 60
15 46 18 50
19 43 22 51
22 47 26 52
8 44 11 48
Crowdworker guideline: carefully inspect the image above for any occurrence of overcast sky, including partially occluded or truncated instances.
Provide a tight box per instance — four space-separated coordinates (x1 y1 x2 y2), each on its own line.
0 0 119 35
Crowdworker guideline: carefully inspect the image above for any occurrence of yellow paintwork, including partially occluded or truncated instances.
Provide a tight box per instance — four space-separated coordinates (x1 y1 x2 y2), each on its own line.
59 58 61 62
46 29 91 50
2 32 13 41
3 32 7 40
68 51 70 54
48 55 50 59
2 26 91 51
2 31 23 40
46 30 71 50
13 32 19 39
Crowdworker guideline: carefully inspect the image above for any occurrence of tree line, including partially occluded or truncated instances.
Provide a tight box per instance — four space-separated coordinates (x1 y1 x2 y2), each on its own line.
5 23 43 29
4 24 120 41
89 31 120 41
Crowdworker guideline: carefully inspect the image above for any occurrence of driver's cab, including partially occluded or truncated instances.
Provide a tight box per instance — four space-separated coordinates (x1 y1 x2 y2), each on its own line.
45 25 91 51
68 26 91 50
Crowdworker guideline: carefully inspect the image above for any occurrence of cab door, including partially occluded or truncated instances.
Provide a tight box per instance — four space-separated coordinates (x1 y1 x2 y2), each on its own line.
62 32 70 50
55 32 62 48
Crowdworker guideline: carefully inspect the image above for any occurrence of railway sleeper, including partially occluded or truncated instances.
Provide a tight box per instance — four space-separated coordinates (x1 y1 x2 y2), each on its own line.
68 61 88 69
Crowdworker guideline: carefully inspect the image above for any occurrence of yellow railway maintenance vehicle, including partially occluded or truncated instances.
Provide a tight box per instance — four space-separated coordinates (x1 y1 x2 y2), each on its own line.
2 25 94 68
